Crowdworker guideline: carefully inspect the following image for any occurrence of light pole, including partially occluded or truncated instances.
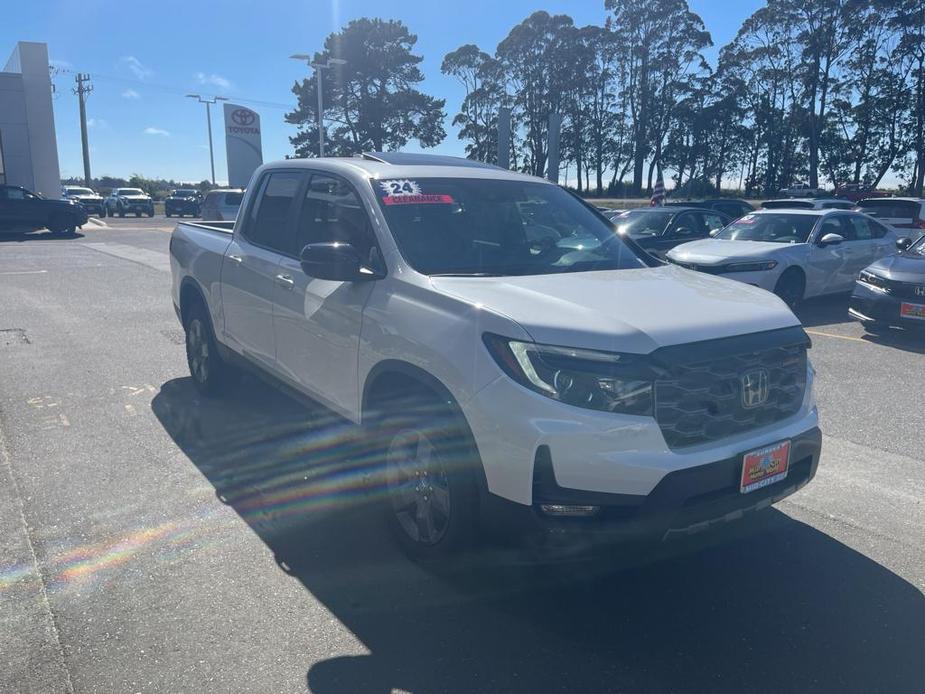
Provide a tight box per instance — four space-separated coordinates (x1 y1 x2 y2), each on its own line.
186 93 228 184
289 55 346 157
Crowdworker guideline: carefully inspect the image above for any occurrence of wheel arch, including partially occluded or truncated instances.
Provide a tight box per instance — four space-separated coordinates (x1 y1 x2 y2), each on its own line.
178 277 209 328
362 360 490 494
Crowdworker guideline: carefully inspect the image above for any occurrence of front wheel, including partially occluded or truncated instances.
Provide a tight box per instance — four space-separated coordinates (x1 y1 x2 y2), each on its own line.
118 208 125 218
165 210 172 218
774 269 805 308
147 210 154 218
377 398 480 560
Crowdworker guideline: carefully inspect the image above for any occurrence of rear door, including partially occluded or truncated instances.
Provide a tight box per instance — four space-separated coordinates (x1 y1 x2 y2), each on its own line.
221 171 305 370
273 172 381 418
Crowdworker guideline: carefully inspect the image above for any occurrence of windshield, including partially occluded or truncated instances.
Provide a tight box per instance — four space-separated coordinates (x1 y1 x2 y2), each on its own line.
66 187 94 195
612 210 673 238
714 213 817 243
372 177 645 276
173 189 197 196
120 188 145 195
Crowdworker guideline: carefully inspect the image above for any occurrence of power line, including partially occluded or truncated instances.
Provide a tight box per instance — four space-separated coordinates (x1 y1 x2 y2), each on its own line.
54 66 295 111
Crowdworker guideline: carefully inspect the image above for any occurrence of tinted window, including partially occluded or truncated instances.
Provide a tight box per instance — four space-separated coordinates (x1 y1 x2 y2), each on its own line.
820 200 853 209
667 212 703 238
4 187 25 200
715 213 817 243
296 175 376 260
845 215 873 241
818 216 850 241
224 192 244 206
373 178 646 276
857 199 920 220
246 172 304 254
614 210 673 239
702 212 727 232
762 200 814 210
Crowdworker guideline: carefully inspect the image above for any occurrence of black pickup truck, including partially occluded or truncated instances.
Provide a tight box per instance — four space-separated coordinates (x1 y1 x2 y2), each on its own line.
0 184 88 236
165 189 202 217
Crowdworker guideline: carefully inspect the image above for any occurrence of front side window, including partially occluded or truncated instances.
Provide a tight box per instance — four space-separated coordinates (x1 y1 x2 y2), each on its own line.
846 215 873 241
5 187 26 200
715 213 817 243
245 172 305 254
702 212 727 232
373 177 646 276
297 175 376 260
908 235 925 256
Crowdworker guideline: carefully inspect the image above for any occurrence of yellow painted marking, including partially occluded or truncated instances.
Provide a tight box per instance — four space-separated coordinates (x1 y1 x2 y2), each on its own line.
805 329 868 343
121 384 156 397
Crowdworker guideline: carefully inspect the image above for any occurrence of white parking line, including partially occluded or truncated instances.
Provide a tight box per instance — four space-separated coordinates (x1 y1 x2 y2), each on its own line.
0 270 49 276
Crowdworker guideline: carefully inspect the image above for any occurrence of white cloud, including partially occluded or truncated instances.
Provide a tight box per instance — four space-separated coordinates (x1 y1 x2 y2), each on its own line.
121 56 152 80
195 72 233 90
121 89 140 99
87 118 109 129
143 127 170 137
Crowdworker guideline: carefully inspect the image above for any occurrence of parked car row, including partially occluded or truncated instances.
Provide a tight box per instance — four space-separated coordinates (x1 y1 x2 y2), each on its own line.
57 186 245 221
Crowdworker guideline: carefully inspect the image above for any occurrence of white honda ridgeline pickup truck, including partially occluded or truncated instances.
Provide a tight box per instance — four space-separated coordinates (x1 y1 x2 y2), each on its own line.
169 153 821 558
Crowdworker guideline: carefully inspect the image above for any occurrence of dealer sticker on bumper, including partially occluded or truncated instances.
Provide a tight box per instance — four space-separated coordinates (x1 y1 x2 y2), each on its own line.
740 440 791 494
900 302 925 321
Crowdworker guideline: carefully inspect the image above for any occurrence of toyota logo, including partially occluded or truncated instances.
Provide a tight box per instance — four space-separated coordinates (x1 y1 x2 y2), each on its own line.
741 369 770 409
231 108 256 126
916 286 925 297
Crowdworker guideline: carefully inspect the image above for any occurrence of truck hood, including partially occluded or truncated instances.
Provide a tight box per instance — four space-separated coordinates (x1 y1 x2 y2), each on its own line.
667 239 795 265
120 195 150 200
72 194 102 201
430 265 799 354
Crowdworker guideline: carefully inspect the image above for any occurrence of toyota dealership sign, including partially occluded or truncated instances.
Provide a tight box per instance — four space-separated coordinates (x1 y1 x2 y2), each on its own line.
223 104 263 187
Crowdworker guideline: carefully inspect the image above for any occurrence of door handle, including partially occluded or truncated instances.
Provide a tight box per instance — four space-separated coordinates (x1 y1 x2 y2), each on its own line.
275 273 295 289
227 254 243 264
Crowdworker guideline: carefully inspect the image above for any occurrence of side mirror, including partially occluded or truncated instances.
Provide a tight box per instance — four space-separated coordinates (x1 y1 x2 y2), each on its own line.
299 242 377 282
709 228 721 237
896 237 913 252
818 232 844 247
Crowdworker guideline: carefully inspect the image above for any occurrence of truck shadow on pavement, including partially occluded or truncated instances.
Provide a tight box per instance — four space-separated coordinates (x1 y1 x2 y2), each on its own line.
152 375 925 694
0 229 85 242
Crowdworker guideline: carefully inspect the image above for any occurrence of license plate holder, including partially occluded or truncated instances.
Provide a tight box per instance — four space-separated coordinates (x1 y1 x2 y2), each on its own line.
740 440 791 494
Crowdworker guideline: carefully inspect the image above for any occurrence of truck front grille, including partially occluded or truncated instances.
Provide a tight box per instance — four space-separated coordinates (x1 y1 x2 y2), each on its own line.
655 344 807 449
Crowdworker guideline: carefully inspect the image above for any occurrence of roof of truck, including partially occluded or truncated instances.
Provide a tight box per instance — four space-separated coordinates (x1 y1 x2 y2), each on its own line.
257 153 548 184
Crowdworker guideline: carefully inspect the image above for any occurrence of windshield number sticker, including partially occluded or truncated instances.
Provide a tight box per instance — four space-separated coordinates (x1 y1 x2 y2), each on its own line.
379 179 422 197
738 214 757 224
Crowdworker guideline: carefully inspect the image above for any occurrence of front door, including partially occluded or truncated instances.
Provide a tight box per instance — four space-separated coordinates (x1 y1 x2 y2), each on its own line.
220 171 304 370
273 173 380 419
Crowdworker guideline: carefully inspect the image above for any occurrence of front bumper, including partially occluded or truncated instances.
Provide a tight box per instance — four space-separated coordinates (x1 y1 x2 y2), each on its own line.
166 201 199 214
481 426 821 546
850 281 925 329
76 200 104 214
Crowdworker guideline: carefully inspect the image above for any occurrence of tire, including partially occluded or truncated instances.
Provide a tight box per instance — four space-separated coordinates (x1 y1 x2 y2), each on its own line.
135 211 141 218
118 208 125 218
863 321 890 336
184 301 230 396
48 213 75 236
773 268 805 308
374 393 481 560
147 210 154 218
165 210 172 218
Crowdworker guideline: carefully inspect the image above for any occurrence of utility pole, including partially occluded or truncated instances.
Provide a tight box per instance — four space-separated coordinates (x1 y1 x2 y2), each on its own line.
186 94 228 185
74 73 92 186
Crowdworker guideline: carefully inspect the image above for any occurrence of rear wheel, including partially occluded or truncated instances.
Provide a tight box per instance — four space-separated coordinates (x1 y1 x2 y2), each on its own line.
147 210 154 218
165 210 172 218
773 268 805 308
375 393 481 560
48 213 75 237
184 301 231 396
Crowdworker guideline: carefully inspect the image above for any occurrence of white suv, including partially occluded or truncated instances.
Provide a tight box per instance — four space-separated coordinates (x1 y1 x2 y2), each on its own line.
170 153 821 558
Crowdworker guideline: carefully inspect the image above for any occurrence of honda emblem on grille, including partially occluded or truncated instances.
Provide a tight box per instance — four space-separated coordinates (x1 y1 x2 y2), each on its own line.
916 286 925 297
741 369 770 408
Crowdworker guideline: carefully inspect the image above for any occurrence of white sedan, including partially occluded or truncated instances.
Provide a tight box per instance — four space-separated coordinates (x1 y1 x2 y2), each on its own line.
666 209 898 306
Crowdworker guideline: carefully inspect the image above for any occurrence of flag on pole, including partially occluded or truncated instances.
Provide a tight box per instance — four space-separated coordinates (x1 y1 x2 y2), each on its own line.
650 168 666 206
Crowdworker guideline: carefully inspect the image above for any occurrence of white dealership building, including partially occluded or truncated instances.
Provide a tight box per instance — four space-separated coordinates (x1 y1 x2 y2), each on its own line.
0 42 61 198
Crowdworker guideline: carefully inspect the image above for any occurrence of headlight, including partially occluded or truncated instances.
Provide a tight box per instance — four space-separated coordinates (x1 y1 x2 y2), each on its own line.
722 260 778 273
482 334 653 415
858 270 887 291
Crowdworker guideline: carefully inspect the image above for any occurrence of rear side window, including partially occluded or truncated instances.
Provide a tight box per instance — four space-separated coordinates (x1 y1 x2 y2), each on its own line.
244 172 304 254
857 199 919 220
225 192 244 206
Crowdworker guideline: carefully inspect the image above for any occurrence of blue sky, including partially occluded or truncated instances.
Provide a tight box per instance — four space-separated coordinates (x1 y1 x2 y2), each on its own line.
4 0 763 184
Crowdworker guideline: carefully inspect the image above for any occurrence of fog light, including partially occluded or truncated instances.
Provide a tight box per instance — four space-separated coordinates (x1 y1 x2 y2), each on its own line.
539 504 600 517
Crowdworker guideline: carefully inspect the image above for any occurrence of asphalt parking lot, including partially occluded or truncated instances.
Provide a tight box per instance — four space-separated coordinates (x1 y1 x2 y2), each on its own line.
1 217 924 693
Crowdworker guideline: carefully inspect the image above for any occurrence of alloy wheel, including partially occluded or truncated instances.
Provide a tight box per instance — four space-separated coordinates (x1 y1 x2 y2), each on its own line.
386 429 451 545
